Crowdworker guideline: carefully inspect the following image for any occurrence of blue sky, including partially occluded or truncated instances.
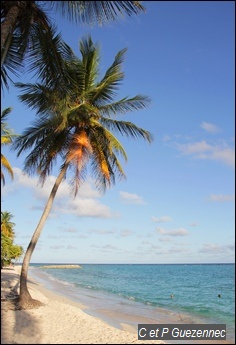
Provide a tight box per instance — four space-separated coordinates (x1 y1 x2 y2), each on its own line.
1 1 235 264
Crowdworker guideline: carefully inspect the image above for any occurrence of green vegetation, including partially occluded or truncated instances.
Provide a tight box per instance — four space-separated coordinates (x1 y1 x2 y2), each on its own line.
1 1 145 89
1 211 23 268
1 107 17 185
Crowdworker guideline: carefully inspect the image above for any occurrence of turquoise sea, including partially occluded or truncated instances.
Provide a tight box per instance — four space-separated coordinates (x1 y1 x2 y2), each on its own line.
28 263 235 343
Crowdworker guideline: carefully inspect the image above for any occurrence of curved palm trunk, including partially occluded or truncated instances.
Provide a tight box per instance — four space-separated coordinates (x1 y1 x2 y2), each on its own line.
1 4 20 66
19 164 68 309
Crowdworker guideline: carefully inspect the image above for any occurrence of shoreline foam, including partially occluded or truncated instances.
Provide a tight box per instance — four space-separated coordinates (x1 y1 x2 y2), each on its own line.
1 266 164 344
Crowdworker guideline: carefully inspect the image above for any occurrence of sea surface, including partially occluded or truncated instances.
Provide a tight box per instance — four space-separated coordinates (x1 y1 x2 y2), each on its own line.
28 263 235 343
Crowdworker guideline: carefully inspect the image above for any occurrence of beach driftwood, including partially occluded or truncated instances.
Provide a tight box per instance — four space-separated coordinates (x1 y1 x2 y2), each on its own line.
40 265 82 269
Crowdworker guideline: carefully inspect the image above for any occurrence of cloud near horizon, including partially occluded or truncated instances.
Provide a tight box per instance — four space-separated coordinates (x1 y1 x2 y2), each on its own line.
199 243 235 254
209 194 235 202
152 215 172 223
156 227 189 236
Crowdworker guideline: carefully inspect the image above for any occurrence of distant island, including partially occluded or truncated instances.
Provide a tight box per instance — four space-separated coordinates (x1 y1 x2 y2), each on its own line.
40 265 82 269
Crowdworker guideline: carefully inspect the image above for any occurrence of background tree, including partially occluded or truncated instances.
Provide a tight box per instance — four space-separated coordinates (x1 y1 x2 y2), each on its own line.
1 1 145 89
13 36 153 309
1 211 23 268
1 233 24 268
1 211 15 238
1 107 16 185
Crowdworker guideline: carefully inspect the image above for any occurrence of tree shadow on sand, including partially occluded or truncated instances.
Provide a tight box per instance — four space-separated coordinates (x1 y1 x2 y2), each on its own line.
1 268 44 344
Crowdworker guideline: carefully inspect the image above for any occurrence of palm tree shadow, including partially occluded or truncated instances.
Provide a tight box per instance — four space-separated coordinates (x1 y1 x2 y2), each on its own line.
1 303 43 344
1 268 43 344
1 269 38 299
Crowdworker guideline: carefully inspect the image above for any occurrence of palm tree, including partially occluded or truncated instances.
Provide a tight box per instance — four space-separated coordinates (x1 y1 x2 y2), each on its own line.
13 36 153 309
1 1 145 88
1 211 23 269
1 211 15 239
1 107 16 185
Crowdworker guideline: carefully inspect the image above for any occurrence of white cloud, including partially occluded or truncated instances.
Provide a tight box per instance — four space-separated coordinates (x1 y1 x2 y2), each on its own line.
177 140 212 154
176 140 235 167
152 215 172 223
85 228 133 238
158 237 173 242
60 198 113 218
140 245 189 256
199 243 235 254
88 228 115 235
210 147 235 167
2 167 36 196
120 229 133 237
209 194 235 202
156 227 189 236
4 167 115 218
201 122 219 133
119 191 145 204
4 167 100 198
92 244 121 252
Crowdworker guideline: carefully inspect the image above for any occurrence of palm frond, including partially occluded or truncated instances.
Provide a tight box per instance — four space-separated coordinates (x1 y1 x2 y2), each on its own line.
88 122 127 191
50 1 146 26
1 32 23 89
98 94 151 115
26 24 76 89
100 117 153 143
66 130 93 196
1 154 14 184
91 119 128 161
1 1 51 88
92 48 127 104
1 135 13 145
13 119 71 184
1 107 17 143
1 107 12 119
15 82 73 123
78 36 100 93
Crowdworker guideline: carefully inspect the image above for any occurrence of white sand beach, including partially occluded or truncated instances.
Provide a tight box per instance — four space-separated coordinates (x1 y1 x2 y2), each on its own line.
1 266 165 344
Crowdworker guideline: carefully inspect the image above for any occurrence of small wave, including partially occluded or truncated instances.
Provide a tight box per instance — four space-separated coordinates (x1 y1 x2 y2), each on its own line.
128 296 135 301
48 275 57 282
38 270 74 287
59 280 73 287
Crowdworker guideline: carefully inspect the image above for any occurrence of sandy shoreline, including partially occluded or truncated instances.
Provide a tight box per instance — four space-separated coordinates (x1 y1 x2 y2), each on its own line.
1 266 164 344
